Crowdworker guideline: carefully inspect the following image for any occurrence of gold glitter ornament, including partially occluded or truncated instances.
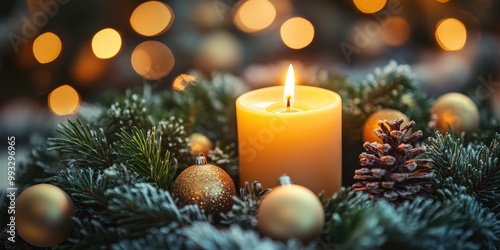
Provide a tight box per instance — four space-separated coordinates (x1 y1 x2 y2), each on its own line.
172 155 236 216
15 183 75 247
431 92 479 133
257 175 325 243
189 133 213 157
363 108 410 143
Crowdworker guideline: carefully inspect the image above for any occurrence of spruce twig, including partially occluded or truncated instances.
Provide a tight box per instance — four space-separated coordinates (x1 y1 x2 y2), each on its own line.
54 164 145 209
100 90 153 140
220 181 269 229
49 119 113 169
105 183 206 238
117 126 177 190
427 132 500 215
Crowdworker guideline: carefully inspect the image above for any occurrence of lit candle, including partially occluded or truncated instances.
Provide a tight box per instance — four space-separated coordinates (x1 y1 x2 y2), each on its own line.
236 65 342 197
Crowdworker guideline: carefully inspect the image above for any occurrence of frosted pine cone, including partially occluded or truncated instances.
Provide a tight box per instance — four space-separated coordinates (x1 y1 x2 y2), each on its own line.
352 119 433 203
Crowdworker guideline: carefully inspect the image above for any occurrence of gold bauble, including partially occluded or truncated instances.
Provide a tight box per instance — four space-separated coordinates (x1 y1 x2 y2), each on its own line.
189 133 213 157
173 156 236 216
257 176 324 243
431 92 480 133
362 109 410 143
16 184 75 247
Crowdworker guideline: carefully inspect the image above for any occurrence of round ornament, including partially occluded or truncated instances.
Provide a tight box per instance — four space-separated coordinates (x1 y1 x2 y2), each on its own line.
257 175 325 243
363 108 410 143
189 133 213 157
430 92 479 133
15 183 75 247
173 155 236 216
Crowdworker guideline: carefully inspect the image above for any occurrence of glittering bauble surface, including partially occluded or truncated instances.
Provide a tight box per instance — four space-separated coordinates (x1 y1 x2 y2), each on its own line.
431 92 479 133
189 133 213 157
15 184 75 247
257 184 325 243
363 108 410 143
173 164 236 216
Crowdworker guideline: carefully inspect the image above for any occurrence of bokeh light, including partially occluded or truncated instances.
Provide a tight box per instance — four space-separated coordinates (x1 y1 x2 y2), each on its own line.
195 31 242 71
130 1 174 37
131 41 175 80
72 45 107 85
172 74 196 91
353 0 387 14
436 0 449 3
33 32 62 64
381 17 411 46
48 85 80 115
280 17 315 50
435 18 467 51
234 0 276 33
91 28 122 59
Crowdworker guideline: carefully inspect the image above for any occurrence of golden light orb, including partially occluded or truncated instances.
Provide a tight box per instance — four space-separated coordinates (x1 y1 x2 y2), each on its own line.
33 32 62 64
130 1 174 36
48 85 80 116
280 17 315 50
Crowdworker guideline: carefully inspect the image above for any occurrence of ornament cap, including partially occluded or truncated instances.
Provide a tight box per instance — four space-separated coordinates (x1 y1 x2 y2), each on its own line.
195 154 208 165
278 174 293 186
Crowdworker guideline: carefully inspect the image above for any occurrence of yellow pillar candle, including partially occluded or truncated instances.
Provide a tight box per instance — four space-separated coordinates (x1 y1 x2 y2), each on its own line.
236 65 342 197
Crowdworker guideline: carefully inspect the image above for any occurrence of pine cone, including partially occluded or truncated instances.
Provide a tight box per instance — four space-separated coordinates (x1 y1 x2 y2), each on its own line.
352 119 433 203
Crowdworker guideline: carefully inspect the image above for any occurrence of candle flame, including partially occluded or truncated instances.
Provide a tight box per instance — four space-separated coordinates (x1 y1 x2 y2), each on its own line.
284 64 295 109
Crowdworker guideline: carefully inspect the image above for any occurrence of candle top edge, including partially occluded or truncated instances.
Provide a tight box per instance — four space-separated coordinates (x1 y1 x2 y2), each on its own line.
236 85 341 113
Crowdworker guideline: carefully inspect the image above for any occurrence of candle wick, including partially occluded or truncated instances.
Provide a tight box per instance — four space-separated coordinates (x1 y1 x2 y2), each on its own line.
286 96 291 110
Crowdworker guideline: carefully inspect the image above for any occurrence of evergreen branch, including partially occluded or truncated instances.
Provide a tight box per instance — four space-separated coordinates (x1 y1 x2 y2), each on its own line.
54 164 144 209
112 223 185 250
48 119 113 169
322 188 387 248
426 184 499 249
117 126 177 190
100 90 154 140
338 60 418 119
359 61 415 113
162 72 247 145
427 132 500 214
105 183 206 238
158 116 192 170
183 222 311 250
14 136 66 190
322 186 500 249
58 218 122 249
220 181 269 229
208 143 239 177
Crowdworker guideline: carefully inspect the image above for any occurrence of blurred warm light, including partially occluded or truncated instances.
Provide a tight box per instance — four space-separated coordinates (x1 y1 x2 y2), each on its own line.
234 0 276 33
280 17 314 49
353 0 387 14
381 17 411 46
191 1 223 29
436 0 449 2
130 1 174 36
33 32 62 64
72 45 107 85
91 28 122 59
196 31 242 71
48 85 80 115
435 18 467 51
172 74 196 91
131 41 175 80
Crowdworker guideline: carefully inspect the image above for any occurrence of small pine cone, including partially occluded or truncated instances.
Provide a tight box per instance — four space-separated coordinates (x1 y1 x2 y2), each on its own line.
352 119 434 203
